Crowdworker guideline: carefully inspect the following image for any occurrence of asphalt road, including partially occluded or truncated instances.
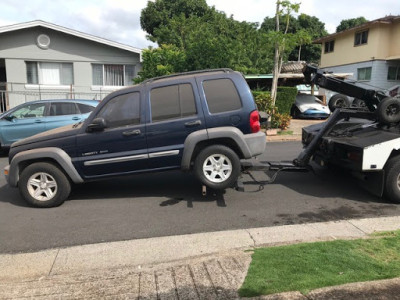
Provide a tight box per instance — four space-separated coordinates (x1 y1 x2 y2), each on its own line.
1 141 400 254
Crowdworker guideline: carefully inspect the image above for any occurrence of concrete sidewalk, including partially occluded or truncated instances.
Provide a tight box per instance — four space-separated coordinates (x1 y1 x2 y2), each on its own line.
1 216 400 299
266 119 324 142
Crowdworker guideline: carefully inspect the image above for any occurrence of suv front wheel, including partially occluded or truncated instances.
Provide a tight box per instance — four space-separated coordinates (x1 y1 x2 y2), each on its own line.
19 162 71 208
194 145 240 190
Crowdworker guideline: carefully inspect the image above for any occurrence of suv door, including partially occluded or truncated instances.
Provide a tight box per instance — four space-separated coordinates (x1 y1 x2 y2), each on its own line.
146 80 205 170
1 102 47 145
75 91 147 178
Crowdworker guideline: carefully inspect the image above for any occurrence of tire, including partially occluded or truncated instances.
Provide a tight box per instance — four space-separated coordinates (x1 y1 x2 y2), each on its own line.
194 145 241 190
328 94 350 112
19 162 71 208
384 157 400 204
290 105 300 119
352 98 367 110
377 97 400 124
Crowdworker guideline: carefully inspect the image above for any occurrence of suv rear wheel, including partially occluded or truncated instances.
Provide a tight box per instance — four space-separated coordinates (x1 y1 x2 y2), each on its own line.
19 162 71 208
194 145 240 190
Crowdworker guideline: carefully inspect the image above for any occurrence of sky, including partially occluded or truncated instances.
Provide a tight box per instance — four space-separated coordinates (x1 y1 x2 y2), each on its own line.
0 0 399 49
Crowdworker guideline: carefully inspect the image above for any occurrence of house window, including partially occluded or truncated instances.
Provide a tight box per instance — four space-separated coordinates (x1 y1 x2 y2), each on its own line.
324 40 335 53
357 67 372 81
26 62 73 85
354 30 368 46
92 64 136 86
388 66 400 81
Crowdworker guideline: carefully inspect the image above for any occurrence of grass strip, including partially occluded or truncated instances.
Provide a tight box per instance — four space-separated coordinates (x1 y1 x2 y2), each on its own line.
239 231 400 297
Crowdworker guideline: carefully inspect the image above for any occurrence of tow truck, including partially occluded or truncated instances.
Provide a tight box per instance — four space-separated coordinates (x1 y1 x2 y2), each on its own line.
240 65 400 204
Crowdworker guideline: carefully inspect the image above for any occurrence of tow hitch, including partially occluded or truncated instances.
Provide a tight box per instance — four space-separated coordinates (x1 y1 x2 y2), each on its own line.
236 160 311 192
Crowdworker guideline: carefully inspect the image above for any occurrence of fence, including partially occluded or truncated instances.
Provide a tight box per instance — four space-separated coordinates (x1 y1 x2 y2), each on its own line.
0 82 122 112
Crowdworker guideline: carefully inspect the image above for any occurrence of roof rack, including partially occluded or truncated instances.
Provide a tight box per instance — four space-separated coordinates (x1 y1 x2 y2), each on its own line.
142 68 234 84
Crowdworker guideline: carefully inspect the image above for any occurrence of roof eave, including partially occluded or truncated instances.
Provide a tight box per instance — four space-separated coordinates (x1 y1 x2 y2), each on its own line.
0 20 143 57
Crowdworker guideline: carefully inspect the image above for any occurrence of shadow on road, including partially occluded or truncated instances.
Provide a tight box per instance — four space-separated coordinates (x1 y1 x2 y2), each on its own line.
69 171 227 208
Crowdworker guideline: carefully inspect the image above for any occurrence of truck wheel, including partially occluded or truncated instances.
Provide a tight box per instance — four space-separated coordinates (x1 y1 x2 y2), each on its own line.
352 98 367 110
19 162 71 208
384 157 400 204
377 97 400 124
328 94 350 112
194 145 240 190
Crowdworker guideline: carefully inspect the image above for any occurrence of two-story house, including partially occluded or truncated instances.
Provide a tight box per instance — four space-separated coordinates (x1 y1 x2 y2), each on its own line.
314 15 400 95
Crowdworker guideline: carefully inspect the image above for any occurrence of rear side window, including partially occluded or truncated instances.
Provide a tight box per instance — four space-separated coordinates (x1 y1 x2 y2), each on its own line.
150 83 196 122
77 103 96 114
97 92 140 128
203 79 242 113
49 103 78 116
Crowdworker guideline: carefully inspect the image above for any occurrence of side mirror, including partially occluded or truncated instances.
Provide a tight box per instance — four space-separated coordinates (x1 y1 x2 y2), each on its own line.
259 111 269 124
3 115 15 121
87 117 106 132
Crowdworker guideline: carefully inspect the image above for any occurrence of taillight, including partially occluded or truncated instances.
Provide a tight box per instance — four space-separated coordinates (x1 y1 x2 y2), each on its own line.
249 110 261 133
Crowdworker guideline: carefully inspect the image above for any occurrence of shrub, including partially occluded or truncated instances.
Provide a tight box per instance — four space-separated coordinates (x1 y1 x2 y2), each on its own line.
276 86 297 115
252 91 291 130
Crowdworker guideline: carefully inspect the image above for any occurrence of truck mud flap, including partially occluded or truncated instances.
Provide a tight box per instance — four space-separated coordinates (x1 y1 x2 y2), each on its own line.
352 170 385 197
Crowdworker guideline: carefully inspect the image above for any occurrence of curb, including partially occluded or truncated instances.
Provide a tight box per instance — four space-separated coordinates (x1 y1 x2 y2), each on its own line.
1 216 399 281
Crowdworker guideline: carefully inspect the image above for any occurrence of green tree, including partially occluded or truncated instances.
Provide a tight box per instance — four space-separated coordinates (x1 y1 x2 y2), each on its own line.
139 1 274 79
261 13 327 63
140 0 209 39
270 0 302 104
336 17 368 32
134 44 186 83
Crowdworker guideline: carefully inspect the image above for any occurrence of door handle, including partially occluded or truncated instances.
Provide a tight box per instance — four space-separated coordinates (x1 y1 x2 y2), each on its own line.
34 120 42 123
72 117 80 120
185 120 202 128
122 129 141 136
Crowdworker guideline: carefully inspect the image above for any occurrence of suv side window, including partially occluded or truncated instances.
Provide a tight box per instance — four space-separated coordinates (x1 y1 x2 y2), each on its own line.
150 83 196 122
203 78 242 113
49 103 78 116
97 92 140 128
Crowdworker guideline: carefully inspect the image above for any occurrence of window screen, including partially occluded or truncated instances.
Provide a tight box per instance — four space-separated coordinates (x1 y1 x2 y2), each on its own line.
150 84 196 122
355 30 368 46
203 79 242 113
357 67 372 81
97 92 140 128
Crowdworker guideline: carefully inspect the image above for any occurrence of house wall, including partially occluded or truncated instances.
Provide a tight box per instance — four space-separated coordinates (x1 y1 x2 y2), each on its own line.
389 21 400 57
322 60 400 90
320 24 397 68
0 27 141 107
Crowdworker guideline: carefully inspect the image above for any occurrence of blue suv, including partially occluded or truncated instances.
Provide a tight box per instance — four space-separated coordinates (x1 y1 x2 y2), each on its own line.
5 69 266 207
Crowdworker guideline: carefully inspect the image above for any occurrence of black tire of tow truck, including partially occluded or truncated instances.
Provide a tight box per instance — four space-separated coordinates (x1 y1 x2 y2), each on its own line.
376 97 400 125
328 94 350 112
352 98 368 110
384 157 400 204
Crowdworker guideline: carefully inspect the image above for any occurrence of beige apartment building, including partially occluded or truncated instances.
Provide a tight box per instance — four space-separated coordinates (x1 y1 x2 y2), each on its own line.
314 15 400 93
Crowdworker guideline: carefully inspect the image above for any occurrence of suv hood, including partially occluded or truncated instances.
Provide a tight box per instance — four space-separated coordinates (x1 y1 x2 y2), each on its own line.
11 123 83 148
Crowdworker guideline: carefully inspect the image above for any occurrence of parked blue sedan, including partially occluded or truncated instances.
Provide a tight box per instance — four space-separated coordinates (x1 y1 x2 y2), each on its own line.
0 99 99 150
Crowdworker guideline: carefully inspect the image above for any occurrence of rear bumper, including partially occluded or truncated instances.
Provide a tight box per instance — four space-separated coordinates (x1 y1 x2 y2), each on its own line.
243 131 266 157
